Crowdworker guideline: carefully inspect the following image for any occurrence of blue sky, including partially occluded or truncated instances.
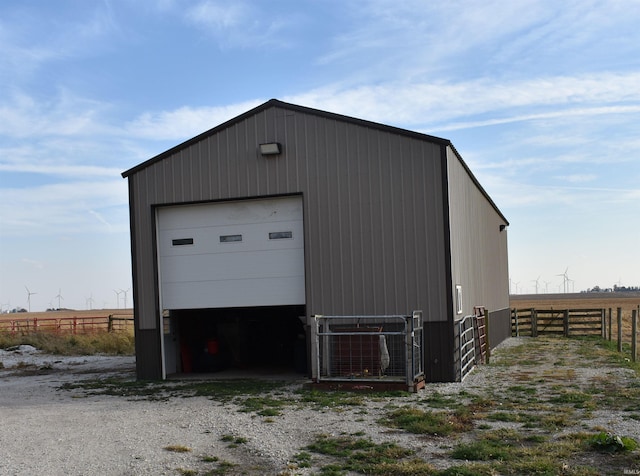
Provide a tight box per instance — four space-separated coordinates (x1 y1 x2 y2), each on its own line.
1 0 639 311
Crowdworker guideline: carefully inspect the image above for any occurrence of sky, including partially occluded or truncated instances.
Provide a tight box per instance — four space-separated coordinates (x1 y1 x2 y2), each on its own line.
1 0 639 312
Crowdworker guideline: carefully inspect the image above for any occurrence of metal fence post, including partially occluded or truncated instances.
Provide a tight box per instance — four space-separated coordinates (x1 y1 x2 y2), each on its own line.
608 308 612 341
563 310 569 337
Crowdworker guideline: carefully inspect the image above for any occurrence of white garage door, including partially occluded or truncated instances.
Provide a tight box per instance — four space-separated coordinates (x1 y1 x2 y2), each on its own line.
157 196 305 310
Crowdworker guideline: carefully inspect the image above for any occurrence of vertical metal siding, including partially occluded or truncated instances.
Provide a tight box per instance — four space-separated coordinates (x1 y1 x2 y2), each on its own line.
126 105 454 378
446 146 509 316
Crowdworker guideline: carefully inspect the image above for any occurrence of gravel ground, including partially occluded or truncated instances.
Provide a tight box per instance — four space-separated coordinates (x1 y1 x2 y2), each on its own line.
1 339 639 475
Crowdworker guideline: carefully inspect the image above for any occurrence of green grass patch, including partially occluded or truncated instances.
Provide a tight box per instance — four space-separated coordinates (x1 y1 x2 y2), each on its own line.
59 377 292 408
588 431 638 452
383 407 473 436
306 434 417 474
451 439 514 461
221 434 247 447
236 395 287 416
548 390 594 408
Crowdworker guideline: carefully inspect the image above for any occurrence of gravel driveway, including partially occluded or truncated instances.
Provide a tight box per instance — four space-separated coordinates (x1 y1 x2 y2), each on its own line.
1 338 638 475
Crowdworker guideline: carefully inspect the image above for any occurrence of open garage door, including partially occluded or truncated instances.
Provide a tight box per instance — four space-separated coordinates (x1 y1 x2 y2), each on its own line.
156 196 306 376
157 196 305 309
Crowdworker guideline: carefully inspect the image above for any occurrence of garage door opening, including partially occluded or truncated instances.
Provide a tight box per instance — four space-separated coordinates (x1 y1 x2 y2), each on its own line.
165 305 307 377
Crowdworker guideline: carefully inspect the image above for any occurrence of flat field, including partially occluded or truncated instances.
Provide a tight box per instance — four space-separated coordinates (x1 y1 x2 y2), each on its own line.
510 292 640 342
0 309 133 333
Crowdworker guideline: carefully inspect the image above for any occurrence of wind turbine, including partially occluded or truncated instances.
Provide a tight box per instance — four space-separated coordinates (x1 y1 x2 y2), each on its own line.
55 288 64 310
556 268 570 294
25 286 36 312
86 294 94 310
544 281 551 294
120 288 131 309
532 276 541 294
114 289 123 309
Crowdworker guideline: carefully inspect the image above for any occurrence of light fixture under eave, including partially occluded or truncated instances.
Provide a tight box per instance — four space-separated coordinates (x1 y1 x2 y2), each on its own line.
259 142 281 155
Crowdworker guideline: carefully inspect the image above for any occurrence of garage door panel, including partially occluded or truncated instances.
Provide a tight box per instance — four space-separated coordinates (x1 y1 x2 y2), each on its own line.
159 221 303 257
160 249 304 282
158 198 302 230
157 196 305 310
162 276 305 309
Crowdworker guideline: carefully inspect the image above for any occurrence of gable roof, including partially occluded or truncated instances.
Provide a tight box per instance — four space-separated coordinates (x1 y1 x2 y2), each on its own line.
121 99 508 225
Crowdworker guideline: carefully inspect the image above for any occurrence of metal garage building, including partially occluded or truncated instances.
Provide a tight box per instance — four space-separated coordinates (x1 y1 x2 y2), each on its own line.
122 99 510 382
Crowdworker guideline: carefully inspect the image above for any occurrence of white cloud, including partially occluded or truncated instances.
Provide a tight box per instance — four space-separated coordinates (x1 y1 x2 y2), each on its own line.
556 174 597 184
0 91 113 138
0 162 122 178
124 99 263 140
183 0 294 48
285 72 640 128
0 180 129 236
185 1 249 30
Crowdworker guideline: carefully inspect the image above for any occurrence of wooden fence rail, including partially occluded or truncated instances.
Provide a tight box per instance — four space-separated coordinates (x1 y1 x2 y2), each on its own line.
511 308 605 338
0 314 133 335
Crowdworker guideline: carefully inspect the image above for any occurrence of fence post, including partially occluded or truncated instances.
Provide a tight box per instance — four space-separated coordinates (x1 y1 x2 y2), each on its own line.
617 308 623 353
108 315 113 332
531 309 537 337
632 310 637 363
608 308 612 341
514 309 519 337
563 310 569 337
600 309 605 339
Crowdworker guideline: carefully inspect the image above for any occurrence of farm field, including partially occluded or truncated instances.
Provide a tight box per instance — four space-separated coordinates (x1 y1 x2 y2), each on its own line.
0 309 131 320
510 293 640 342
0 309 133 334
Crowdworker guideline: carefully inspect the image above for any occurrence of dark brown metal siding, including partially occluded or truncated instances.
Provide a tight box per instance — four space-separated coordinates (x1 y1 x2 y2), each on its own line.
126 105 454 378
424 321 455 382
446 146 509 316
134 329 162 380
488 307 512 349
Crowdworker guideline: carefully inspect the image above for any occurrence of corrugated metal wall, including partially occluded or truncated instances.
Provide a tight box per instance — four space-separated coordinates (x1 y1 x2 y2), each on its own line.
445 146 510 345
125 103 453 378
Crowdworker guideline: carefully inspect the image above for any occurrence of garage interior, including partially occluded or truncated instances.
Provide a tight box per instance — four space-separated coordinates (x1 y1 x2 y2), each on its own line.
166 304 307 376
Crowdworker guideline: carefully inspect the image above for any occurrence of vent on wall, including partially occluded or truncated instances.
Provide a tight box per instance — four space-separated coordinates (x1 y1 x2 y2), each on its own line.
269 231 293 240
220 234 242 243
172 238 194 246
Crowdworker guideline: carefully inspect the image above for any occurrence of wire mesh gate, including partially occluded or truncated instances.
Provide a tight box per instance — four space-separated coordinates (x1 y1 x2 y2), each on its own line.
311 312 424 391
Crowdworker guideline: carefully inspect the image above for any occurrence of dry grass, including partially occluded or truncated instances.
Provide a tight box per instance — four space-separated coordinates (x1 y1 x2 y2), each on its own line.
511 294 639 342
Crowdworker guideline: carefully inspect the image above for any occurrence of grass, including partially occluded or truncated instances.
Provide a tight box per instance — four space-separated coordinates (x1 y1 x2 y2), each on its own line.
221 434 248 447
164 444 192 453
14 331 638 475
305 434 423 475
0 330 135 355
59 377 292 407
383 407 473 436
